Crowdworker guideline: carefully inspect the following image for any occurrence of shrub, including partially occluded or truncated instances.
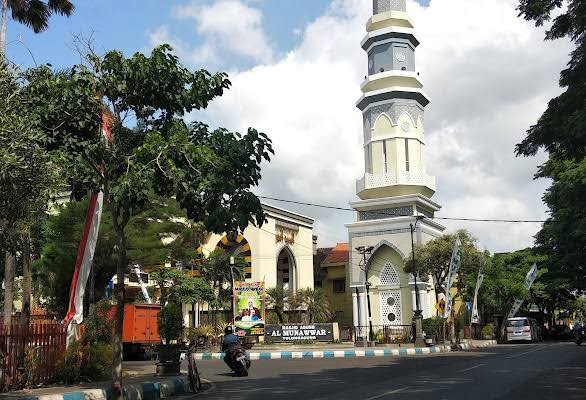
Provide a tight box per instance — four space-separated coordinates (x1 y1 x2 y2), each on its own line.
56 342 112 384
158 303 183 343
481 323 495 339
422 317 447 338
83 299 114 345
185 324 214 345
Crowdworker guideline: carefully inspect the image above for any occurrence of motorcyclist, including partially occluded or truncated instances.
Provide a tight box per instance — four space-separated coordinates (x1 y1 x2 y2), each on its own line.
221 325 240 369
572 321 584 337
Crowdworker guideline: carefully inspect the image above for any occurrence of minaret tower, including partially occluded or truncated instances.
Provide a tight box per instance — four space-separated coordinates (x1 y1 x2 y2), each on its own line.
347 1 445 332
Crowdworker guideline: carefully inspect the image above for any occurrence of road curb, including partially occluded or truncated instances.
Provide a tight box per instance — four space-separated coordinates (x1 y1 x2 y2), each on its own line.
19 376 192 400
458 340 498 350
194 345 453 361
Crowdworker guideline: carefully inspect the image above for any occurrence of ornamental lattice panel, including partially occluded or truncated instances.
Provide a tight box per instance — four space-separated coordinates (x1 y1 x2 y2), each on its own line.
379 290 402 325
380 262 400 286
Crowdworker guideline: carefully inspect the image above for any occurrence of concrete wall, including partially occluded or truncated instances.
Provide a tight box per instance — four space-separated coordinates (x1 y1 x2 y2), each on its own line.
322 263 353 327
200 209 315 291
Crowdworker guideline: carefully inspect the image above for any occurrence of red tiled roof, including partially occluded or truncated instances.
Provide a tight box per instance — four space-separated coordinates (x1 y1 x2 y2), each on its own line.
322 243 349 265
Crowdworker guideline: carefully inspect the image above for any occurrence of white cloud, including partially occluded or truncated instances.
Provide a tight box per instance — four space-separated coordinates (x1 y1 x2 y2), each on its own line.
173 0 570 253
157 0 274 66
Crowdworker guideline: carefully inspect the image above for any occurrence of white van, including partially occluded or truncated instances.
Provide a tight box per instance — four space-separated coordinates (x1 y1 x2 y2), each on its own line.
506 317 539 342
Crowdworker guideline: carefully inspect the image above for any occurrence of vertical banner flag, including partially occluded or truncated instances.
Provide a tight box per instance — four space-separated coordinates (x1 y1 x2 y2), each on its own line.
507 263 538 319
471 269 484 324
64 115 112 339
234 282 266 337
443 238 462 319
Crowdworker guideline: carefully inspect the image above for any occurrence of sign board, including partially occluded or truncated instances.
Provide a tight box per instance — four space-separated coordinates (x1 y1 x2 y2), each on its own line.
265 324 335 342
234 281 265 336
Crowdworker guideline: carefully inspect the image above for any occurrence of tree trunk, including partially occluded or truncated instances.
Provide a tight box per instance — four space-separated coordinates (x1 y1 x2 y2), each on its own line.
20 234 32 326
111 227 126 400
3 252 15 326
0 0 7 56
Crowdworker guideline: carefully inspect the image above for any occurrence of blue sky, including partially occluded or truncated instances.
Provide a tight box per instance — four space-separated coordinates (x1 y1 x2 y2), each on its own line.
7 0 332 68
4 0 562 252
6 0 429 70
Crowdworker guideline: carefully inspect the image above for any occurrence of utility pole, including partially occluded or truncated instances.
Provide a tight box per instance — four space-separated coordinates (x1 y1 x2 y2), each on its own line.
410 215 425 347
356 245 374 344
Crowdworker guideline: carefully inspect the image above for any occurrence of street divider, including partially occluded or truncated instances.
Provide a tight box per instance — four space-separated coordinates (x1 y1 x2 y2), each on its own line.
194 345 453 361
18 376 195 400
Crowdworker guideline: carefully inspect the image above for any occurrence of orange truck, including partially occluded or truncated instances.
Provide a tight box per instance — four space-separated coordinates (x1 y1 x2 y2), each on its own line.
111 304 161 360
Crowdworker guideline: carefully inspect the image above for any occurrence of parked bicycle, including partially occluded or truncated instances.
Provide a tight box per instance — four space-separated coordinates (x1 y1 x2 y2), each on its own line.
186 337 204 393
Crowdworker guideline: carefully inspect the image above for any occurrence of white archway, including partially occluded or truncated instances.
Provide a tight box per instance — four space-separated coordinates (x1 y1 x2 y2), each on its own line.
276 245 297 292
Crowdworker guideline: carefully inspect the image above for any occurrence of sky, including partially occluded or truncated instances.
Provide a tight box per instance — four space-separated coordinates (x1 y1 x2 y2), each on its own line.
5 0 570 253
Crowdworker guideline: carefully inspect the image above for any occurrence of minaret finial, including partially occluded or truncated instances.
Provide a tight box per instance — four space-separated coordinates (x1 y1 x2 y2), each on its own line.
373 0 406 15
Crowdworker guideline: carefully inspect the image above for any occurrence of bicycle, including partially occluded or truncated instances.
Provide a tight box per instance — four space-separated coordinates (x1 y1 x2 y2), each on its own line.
186 337 204 393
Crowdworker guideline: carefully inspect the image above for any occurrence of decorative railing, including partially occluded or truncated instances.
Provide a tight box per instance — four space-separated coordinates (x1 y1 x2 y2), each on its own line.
356 171 436 193
353 325 413 344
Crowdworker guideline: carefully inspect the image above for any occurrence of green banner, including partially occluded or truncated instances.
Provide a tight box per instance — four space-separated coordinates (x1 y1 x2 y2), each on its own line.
233 281 265 336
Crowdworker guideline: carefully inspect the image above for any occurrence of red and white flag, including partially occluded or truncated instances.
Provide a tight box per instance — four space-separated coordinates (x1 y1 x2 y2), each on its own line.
64 116 112 331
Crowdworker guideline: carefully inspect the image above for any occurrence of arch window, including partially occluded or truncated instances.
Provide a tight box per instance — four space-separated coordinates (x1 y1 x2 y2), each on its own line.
216 233 252 279
380 262 400 286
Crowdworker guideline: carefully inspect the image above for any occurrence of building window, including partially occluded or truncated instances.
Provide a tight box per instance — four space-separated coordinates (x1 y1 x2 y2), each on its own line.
332 278 346 293
365 144 371 174
404 138 410 172
129 273 149 284
383 141 388 173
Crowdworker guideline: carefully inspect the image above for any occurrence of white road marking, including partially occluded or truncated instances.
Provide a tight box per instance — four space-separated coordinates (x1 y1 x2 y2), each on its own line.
457 363 486 373
506 346 542 359
364 387 408 400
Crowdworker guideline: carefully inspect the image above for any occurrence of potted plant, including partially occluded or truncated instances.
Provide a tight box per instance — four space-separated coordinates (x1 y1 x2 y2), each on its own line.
481 323 495 340
156 303 184 375
151 267 216 375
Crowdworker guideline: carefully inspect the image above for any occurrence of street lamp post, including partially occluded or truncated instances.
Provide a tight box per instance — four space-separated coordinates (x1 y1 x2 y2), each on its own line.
410 215 425 347
229 256 236 329
356 246 375 344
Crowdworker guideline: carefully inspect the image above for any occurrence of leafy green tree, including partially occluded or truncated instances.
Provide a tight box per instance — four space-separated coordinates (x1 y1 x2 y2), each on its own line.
0 62 57 326
158 303 183 344
404 230 485 311
25 45 273 391
515 1 586 292
532 158 586 292
35 199 117 317
516 0 586 159
150 267 214 306
0 0 75 54
477 249 543 320
198 249 246 310
36 197 207 317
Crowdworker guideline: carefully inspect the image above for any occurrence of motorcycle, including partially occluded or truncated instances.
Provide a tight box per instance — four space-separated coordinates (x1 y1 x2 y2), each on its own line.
575 330 584 346
225 345 251 376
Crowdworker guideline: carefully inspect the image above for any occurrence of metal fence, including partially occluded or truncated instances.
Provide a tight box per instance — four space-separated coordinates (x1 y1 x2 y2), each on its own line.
339 327 353 341
353 325 414 344
464 325 486 340
0 323 67 392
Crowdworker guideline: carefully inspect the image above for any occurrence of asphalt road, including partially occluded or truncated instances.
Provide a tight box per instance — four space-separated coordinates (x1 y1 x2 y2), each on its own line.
187 342 586 400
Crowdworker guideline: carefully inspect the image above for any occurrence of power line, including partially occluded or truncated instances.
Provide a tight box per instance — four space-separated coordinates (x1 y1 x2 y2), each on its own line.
259 196 546 224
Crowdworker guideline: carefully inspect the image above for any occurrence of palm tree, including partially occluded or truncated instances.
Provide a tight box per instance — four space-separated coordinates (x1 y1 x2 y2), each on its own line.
266 286 288 324
298 288 334 324
1 0 75 55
